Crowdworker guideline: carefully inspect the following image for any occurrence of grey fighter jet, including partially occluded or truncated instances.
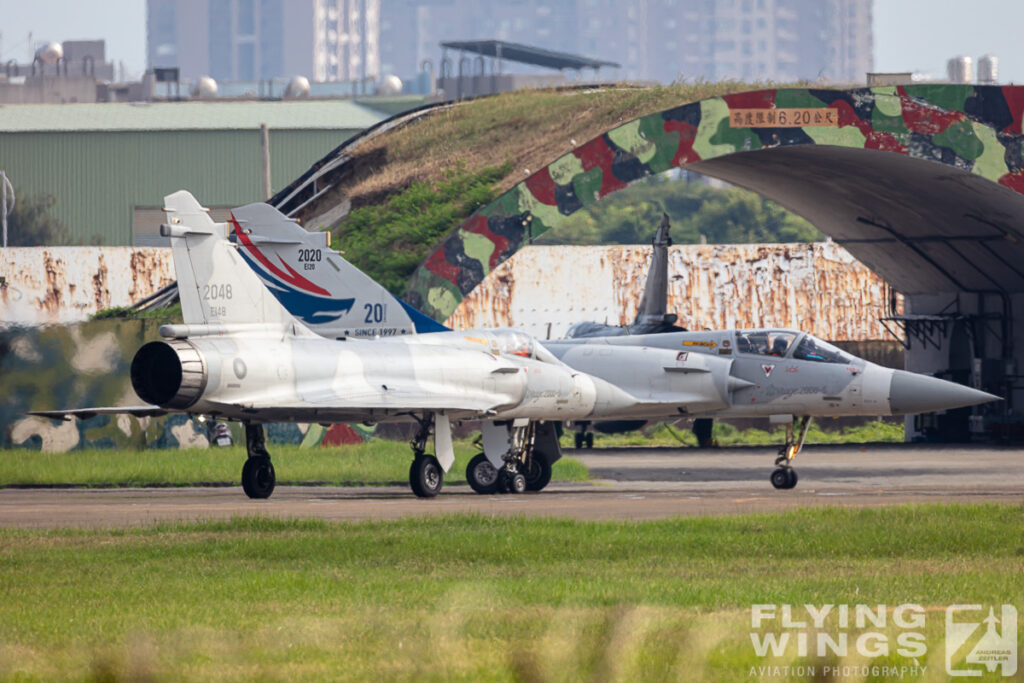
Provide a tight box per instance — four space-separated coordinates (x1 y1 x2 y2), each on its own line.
240 200 1000 491
542 330 999 488
560 213 714 449
30 191 638 499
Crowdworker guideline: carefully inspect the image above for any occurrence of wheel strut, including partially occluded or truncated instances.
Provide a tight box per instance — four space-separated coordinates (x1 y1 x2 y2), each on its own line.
409 414 443 498
771 416 811 490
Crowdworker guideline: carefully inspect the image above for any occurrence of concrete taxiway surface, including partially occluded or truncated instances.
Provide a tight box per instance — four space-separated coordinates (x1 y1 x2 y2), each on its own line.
0 443 1021 528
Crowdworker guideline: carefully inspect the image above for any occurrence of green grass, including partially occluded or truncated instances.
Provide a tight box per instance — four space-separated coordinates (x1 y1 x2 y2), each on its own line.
0 440 588 488
333 163 512 295
570 420 905 448
0 505 1021 680
0 422 902 487
90 302 183 322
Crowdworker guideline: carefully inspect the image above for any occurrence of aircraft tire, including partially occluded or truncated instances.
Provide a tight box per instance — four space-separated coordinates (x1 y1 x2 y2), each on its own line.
510 473 527 494
241 456 275 499
574 433 584 449
786 469 798 489
584 433 594 449
524 457 552 492
467 453 500 494
770 468 790 490
410 454 443 498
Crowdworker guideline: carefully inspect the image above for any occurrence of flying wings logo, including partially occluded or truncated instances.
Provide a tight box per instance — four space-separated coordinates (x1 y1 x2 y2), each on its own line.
232 217 355 324
946 605 1017 676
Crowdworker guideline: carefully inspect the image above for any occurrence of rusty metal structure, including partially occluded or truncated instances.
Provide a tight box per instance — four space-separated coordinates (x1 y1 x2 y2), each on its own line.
445 242 901 342
0 247 175 326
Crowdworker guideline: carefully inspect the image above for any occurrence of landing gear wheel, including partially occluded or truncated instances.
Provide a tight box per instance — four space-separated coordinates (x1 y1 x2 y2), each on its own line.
510 473 527 494
770 468 798 490
574 433 584 449
410 454 444 498
584 433 594 449
467 453 500 494
241 457 275 499
524 458 552 492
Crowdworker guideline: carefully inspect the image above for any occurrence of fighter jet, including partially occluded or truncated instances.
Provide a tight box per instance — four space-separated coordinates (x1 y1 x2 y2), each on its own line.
543 330 999 488
240 201 1000 491
30 191 638 499
558 213 714 449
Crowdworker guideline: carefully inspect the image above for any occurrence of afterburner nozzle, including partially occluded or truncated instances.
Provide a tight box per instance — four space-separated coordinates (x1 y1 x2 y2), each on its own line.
888 370 1001 415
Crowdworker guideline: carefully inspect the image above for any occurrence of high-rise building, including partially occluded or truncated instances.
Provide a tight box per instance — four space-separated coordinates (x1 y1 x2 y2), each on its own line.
379 0 871 85
146 0 381 82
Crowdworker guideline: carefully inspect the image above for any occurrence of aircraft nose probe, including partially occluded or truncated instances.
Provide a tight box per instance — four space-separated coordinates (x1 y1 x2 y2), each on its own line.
887 370 1002 415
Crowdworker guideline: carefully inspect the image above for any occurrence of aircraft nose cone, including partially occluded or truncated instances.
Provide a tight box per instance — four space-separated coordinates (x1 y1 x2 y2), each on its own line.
888 370 1002 414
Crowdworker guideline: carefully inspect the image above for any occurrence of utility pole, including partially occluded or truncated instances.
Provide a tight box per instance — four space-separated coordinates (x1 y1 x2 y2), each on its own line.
1 171 14 248
259 123 272 201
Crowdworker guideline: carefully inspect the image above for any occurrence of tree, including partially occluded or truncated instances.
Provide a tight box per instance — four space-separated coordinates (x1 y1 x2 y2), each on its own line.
536 173 822 245
5 190 75 247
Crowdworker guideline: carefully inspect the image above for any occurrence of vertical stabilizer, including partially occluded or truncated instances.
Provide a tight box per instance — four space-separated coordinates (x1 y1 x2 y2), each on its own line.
161 191 303 331
230 201 449 338
633 213 672 327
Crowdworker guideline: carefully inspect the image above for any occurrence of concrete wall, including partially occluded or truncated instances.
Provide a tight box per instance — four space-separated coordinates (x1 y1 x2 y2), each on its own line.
445 242 901 342
1 248 175 326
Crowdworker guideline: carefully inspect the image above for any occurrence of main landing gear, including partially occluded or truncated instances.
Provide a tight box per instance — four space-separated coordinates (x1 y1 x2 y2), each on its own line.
242 423 276 499
573 426 594 450
466 422 552 495
770 416 811 490
409 415 444 498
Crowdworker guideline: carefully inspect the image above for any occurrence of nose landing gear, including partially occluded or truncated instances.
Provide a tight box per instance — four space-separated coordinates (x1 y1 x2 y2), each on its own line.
770 416 811 490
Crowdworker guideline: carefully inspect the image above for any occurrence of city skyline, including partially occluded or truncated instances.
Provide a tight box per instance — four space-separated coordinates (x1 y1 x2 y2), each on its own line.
3 0 1024 84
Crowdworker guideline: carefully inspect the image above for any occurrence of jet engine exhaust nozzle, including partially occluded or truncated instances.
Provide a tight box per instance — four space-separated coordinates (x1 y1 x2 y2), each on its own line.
130 340 208 409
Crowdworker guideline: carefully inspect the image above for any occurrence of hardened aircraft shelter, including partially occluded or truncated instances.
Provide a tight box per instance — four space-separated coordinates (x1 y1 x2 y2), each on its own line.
406 85 1024 440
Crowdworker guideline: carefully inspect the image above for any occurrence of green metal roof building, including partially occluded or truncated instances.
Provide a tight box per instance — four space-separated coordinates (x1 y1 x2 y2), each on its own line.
0 101 388 245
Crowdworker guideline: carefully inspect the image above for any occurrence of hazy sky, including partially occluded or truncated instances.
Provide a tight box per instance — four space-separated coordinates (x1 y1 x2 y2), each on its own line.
2 0 1023 83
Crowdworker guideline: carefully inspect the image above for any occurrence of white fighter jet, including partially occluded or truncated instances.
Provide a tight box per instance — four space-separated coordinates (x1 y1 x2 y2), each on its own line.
31 191 639 498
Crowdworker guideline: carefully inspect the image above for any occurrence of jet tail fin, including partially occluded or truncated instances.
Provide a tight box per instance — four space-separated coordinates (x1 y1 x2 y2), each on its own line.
230 201 449 338
633 213 673 327
162 190 306 333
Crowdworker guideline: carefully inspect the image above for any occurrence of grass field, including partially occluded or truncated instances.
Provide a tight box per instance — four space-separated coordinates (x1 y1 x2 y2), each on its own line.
0 422 901 488
0 505 1020 681
0 440 588 488
576 420 905 448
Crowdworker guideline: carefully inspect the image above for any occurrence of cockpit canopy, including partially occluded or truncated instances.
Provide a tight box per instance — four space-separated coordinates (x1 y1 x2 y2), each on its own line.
735 329 855 365
492 329 536 358
486 328 561 365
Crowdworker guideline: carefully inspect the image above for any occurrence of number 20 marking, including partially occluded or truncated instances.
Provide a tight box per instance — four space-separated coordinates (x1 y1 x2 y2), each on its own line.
364 303 385 323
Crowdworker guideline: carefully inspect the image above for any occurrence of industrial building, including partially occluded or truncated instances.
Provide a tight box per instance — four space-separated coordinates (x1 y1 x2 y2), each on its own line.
0 100 387 246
